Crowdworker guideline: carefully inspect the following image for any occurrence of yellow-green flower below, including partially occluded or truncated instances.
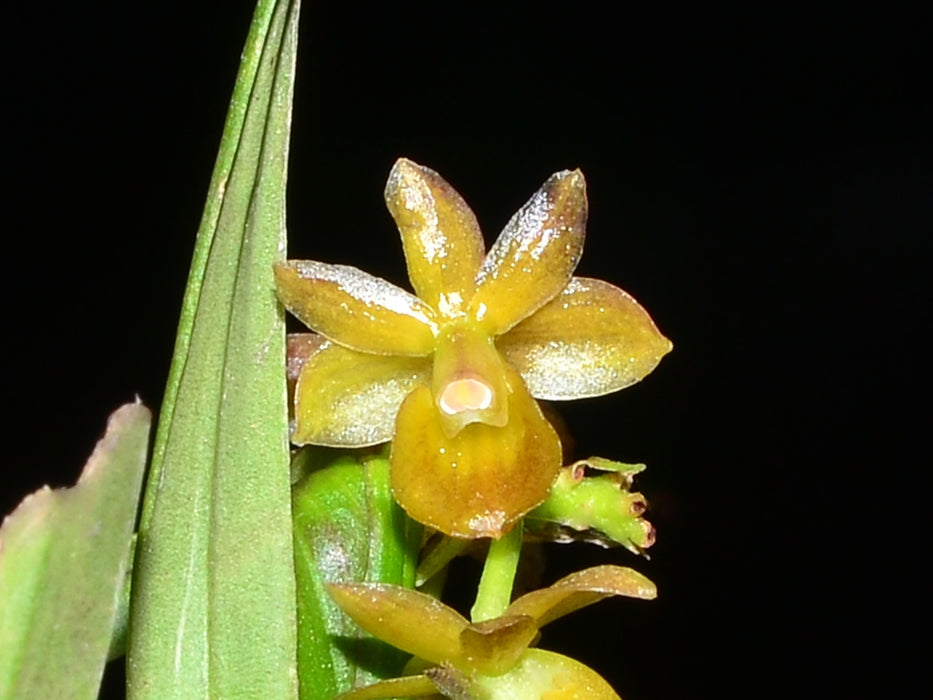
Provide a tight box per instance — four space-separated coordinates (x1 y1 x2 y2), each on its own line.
274 159 671 538
327 565 656 700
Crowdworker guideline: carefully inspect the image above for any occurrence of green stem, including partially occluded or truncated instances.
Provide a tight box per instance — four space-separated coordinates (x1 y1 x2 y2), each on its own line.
470 520 523 622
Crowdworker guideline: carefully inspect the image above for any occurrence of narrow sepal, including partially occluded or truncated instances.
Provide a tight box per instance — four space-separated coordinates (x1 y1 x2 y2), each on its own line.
327 583 468 666
471 170 587 334
505 565 657 628
385 158 485 316
274 260 437 355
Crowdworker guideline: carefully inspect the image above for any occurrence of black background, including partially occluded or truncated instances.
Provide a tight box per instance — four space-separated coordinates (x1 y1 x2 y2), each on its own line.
3 3 928 699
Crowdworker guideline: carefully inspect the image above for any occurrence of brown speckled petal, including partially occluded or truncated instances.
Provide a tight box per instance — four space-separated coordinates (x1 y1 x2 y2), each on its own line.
469 170 587 335
385 159 485 317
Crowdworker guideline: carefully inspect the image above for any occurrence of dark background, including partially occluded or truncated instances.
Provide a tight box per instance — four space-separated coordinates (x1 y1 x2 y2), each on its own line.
4 3 928 698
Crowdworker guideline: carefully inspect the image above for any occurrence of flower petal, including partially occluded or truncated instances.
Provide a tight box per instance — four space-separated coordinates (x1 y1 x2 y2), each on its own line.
293 343 431 446
505 565 656 628
498 277 672 400
335 674 441 700
459 615 539 676
470 170 587 335
385 159 485 317
391 368 562 539
327 582 468 666
274 260 437 355
471 649 620 700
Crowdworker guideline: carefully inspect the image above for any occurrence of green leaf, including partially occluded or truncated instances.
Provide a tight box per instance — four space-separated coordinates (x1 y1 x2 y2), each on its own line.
127 0 302 697
291 450 422 699
0 403 150 700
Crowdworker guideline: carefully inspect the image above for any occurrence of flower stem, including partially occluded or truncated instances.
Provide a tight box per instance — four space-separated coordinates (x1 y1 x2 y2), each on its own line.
470 520 523 622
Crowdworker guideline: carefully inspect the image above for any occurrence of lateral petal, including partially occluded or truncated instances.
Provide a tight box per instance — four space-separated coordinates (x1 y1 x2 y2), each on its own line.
459 615 539 676
498 277 672 400
334 674 441 700
385 159 485 317
390 368 562 539
293 343 430 447
327 582 468 667
274 260 437 356
470 170 587 335
505 565 657 628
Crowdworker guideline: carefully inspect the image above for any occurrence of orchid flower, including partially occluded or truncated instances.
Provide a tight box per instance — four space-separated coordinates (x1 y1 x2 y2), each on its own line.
274 159 671 538
326 564 656 700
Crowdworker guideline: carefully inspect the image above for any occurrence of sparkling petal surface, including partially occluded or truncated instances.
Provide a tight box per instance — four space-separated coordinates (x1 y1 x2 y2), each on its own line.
293 343 431 446
274 260 437 355
505 565 657 628
472 649 620 700
385 159 485 316
498 277 672 400
390 368 562 539
470 170 587 335
327 583 467 667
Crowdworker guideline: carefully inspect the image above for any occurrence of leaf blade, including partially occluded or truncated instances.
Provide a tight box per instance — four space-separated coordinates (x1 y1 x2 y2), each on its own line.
0 403 150 700
128 1 302 697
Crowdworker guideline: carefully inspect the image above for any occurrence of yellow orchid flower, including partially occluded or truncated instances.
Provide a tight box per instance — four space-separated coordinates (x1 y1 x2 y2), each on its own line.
274 159 671 538
327 565 656 700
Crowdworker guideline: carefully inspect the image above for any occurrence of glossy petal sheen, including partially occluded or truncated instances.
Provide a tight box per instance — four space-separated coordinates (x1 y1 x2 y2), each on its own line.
274 260 437 355
459 615 539 676
472 649 620 700
327 583 467 667
391 369 562 538
385 159 485 316
498 277 673 400
293 343 431 446
506 565 657 628
470 170 587 335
